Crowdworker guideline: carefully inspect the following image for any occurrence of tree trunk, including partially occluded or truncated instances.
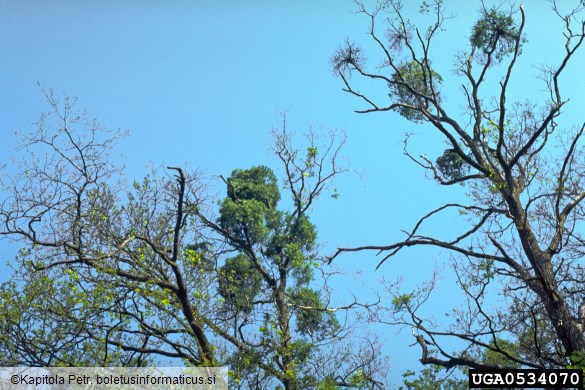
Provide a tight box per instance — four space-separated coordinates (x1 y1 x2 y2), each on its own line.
510 192 585 360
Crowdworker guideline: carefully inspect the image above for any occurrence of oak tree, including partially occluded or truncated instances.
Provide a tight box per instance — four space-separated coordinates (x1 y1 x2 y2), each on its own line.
331 0 585 373
0 90 386 389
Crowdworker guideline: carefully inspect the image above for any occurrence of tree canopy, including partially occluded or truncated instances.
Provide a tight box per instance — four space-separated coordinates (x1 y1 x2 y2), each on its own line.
3 1 585 388
331 0 585 377
0 92 386 389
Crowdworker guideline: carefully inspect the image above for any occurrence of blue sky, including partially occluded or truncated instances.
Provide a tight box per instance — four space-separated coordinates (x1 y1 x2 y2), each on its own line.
1 0 584 386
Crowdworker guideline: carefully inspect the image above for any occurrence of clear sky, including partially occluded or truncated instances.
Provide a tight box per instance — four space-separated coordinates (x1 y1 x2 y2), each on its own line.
1 0 584 386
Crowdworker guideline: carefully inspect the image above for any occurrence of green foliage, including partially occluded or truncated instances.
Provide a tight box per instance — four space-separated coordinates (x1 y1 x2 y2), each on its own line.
436 149 468 181
567 351 585 387
226 166 280 208
348 369 370 388
398 339 519 390
392 293 412 311
290 339 313 365
216 165 354 387
219 198 272 244
285 242 313 284
389 60 442 122
477 259 495 281
0 262 143 366
567 351 585 386
483 339 520 368
568 351 585 369
306 146 318 161
488 181 506 193
290 287 340 339
219 166 281 244
399 366 467 390
264 212 318 285
218 254 262 313
1 92 380 386
226 349 268 388
183 244 212 272
470 8 522 63
289 213 318 251
315 376 338 390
